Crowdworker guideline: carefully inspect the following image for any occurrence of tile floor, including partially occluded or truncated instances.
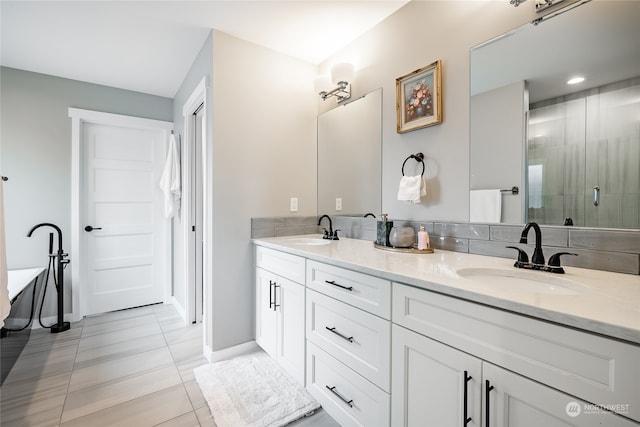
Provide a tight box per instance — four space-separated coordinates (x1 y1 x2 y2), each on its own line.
1 304 339 427
1 304 212 426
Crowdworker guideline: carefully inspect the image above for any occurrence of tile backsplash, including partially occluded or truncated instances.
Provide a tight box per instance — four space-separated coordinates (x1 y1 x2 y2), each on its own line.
251 216 640 275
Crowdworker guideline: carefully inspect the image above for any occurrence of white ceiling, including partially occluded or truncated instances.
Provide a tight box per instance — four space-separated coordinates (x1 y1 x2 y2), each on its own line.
0 1 409 98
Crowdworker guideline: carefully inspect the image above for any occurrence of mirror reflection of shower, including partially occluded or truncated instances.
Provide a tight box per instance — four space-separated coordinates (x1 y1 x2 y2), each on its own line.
526 77 640 228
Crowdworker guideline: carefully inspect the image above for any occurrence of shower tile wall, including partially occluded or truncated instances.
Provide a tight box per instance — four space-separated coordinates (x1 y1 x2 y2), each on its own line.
528 77 640 229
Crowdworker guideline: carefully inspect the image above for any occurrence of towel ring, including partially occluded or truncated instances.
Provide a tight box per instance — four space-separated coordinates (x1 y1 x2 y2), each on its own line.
401 153 425 176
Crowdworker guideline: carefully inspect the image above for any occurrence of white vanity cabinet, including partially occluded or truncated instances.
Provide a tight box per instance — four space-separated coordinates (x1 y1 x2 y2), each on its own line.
391 324 482 427
393 324 638 427
392 283 640 426
252 239 639 427
255 246 305 385
305 260 391 427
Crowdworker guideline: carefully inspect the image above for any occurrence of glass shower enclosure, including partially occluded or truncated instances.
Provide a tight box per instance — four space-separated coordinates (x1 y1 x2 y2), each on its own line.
527 78 640 229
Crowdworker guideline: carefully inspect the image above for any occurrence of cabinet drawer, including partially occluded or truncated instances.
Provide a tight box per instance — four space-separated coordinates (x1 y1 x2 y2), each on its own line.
393 282 640 422
307 289 391 391
307 260 391 319
306 341 390 427
255 246 305 284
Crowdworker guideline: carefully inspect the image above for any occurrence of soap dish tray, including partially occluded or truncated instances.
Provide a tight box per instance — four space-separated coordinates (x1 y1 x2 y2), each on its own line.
373 242 434 254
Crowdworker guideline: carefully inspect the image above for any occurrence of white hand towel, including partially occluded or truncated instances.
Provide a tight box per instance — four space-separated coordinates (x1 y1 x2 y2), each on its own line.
160 133 181 219
470 189 502 223
398 175 426 204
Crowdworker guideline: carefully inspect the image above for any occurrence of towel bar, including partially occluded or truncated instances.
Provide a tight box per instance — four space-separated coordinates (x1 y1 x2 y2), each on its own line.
401 152 425 176
500 186 519 195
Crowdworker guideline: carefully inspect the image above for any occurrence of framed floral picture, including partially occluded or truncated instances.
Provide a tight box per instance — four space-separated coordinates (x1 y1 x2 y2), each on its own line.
396 60 442 133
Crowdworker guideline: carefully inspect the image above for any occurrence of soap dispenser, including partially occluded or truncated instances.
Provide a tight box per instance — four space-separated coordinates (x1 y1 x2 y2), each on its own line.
417 225 430 250
377 214 394 247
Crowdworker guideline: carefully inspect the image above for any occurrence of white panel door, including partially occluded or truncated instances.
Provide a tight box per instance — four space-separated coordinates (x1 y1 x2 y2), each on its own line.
276 277 305 386
255 267 277 357
391 324 482 427
484 362 638 427
83 123 166 315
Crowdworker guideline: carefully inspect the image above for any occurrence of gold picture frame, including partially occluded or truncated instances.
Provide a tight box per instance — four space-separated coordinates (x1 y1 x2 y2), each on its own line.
396 60 442 133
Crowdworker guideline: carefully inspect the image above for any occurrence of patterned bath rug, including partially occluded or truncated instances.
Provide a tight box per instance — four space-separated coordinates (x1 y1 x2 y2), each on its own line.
194 350 319 427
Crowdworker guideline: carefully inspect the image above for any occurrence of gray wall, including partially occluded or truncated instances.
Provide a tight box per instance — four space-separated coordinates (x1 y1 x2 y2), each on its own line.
318 1 537 222
470 81 526 224
0 67 173 318
208 30 317 353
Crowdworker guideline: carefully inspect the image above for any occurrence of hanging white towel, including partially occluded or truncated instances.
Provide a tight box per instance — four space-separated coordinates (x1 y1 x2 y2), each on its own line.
0 180 10 328
160 133 181 219
398 175 426 204
470 189 502 223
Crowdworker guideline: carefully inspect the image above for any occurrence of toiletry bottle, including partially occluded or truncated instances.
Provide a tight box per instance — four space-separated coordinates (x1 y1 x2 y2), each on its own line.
384 216 394 247
417 225 429 250
377 214 394 247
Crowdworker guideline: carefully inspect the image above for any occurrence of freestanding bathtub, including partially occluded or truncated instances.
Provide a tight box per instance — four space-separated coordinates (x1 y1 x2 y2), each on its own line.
1 267 46 384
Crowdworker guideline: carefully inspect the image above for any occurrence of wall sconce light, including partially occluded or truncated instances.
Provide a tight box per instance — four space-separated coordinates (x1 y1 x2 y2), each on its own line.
319 63 354 103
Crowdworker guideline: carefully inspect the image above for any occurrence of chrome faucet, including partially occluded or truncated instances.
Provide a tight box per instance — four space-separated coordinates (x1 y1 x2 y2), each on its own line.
317 215 339 240
507 222 578 274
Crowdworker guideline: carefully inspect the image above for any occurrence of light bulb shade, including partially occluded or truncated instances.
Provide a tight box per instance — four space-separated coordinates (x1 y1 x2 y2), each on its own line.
330 63 354 85
314 75 331 93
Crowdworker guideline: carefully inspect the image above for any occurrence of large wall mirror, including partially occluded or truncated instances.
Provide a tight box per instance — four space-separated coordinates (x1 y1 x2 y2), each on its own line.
470 0 640 228
318 88 382 216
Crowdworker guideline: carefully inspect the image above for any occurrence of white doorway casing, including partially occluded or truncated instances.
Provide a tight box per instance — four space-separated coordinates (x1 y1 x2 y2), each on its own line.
69 108 173 321
181 77 212 359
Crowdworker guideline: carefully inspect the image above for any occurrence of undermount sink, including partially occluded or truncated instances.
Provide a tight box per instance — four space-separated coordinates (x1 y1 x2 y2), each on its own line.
457 267 587 295
286 237 332 246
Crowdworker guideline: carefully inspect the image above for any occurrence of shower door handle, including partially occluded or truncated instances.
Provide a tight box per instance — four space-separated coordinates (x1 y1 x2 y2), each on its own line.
84 225 102 232
593 185 600 206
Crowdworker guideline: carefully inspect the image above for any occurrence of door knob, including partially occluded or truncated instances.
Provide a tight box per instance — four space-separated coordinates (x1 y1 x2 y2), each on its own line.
84 225 102 232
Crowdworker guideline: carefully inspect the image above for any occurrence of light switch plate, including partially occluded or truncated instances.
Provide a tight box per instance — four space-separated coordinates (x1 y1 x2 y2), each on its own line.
335 198 342 211
290 197 298 212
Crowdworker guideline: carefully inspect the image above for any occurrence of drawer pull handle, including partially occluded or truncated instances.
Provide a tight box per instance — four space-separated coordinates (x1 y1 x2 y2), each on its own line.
325 326 354 343
273 284 280 311
325 280 353 291
325 385 353 408
485 380 494 427
463 371 472 426
269 280 275 309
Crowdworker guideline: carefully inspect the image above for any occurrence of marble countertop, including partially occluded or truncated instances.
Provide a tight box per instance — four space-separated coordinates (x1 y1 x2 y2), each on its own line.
252 235 640 345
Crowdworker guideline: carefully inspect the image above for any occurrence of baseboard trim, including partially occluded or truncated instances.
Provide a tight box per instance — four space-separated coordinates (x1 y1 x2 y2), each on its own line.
205 340 259 363
170 297 188 326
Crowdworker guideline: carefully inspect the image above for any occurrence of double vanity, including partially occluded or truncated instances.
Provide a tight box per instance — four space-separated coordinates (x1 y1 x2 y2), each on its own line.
253 235 639 426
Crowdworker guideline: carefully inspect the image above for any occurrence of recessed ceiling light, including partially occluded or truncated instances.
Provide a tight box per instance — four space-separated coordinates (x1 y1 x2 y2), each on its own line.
567 76 585 85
